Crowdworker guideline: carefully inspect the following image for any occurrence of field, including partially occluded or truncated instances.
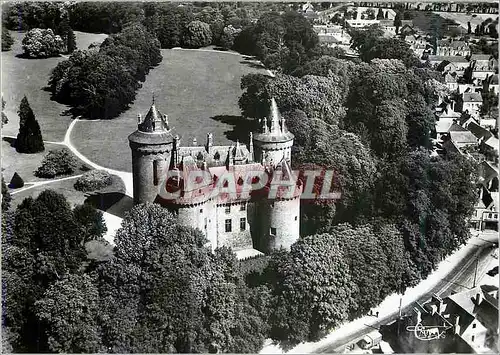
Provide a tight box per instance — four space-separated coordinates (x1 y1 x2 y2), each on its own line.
70 48 269 172
2 140 89 185
11 174 127 211
434 11 499 30
1 31 108 142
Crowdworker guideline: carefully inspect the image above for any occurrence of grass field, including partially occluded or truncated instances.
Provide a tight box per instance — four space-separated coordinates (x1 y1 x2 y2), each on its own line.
2 140 89 185
1 30 108 142
71 48 269 172
11 174 126 210
434 11 498 30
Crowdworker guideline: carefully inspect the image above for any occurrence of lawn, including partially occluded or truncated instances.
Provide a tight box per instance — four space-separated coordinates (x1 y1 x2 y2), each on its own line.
2 140 90 185
410 11 461 37
10 173 126 211
70 48 269 172
434 11 498 30
1 30 108 142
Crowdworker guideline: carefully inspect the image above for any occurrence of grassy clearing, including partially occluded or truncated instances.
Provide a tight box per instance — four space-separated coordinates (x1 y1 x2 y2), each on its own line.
1 31 108 142
2 140 90 185
11 174 126 211
71 48 269 172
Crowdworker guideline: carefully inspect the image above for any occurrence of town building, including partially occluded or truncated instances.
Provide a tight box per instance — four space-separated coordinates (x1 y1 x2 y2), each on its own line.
399 287 498 353
128 98 303 257
457 92 483 118
435 39 471 57
427 56 469 74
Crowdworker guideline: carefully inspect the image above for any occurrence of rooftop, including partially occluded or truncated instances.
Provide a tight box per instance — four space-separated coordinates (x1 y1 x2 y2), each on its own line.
428 55 469 63
463 92 483 102
470 54 492 61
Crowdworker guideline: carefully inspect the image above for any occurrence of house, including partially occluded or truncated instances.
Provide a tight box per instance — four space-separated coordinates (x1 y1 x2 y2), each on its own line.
472 69 496 86
467 121 500 155
444 73 458 92
378 19 396 35
399 20 415 35
428 56 469 73
405 34 431 58
346 19 380 28
469 54 495 70
401 288 499 353
445 123 479 148
458 92 483 118
436 39 471 57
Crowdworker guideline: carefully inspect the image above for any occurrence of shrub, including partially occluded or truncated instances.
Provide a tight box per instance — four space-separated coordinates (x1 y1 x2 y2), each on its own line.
9 172 24 189
74 170 112 192
2 177 12 211
2 27 14 51
35 148 78 178
22 28 63 58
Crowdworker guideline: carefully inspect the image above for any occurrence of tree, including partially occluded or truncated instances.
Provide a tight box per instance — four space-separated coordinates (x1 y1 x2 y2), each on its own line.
9 172 24 189
2 27 14 51
66 27 76 53
2 96 8 126
238 73 271 119
2 176 11 211
22 28 64 58
376 8 385 20
182 20 213 48
394 11 402 34
4 190 90 351
35 274 103 353
220 25 241 49
35 148 78 178
328 224 389 318
73 203 107 243
269 234 352 343
467 21 472 34
97 203 265 353
16 96 44 153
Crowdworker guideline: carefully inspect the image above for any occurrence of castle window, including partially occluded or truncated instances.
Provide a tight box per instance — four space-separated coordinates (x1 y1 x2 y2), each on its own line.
199 208 203 213
472 323 476 329
153 160 159 186
240 218 246 231
214 151 220 160
471 335 475 342
225 205 231 214
270 227 276 235
240 203 246 211
225 219 232 232
237 176 244 185
295 216 298 221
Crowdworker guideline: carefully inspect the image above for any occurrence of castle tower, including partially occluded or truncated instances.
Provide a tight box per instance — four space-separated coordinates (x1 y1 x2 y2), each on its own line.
253 98 295 167
128 97 173 204
253 158 302 253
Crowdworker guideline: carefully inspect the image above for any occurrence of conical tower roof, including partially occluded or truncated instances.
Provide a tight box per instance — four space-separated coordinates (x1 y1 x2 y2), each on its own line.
128 96 174 145
253 98 294 143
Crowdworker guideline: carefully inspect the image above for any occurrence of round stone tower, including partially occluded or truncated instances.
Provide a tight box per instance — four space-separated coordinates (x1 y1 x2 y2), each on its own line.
128 98 173 205
253 98 295 167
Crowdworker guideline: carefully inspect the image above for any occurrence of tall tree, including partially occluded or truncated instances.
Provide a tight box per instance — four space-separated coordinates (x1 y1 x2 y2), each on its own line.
269 234 353 343
2 96 8 126
1 27 14 51
15 96 44 153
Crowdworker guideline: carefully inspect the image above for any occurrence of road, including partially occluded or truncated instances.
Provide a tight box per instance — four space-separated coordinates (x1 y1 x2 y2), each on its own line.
316 232 498 353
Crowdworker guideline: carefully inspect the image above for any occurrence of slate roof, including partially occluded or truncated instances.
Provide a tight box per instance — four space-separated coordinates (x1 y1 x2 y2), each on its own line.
463 92 483 102
428 55 469 63
470 54 492 61
467 121 493 141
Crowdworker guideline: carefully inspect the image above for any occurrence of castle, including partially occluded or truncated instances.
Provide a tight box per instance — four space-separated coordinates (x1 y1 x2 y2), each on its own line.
128 97 303 255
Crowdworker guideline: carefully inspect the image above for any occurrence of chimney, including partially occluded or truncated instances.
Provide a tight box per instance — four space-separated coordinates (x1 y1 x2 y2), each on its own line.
249 132 254 162
454 315 461 334
206 133 213 153
432 294 444 315
137 114 142 124
193 137 197 146
474 292 483 306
